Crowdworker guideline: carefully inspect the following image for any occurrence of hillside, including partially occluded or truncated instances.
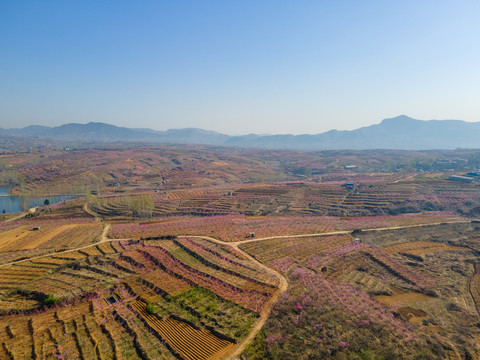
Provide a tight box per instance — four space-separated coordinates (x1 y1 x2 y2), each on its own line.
225 115 480 150
1 115 480 150
2 145 480 359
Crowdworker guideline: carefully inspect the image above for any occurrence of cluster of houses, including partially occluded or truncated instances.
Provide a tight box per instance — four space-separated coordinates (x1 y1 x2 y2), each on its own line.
449 172 480 183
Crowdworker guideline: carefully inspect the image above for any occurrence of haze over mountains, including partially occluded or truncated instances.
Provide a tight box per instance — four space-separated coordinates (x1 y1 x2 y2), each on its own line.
1 115 479 150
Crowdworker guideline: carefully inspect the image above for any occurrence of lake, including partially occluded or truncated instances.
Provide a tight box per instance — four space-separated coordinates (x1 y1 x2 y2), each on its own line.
0 186 78 214
0 186 10 196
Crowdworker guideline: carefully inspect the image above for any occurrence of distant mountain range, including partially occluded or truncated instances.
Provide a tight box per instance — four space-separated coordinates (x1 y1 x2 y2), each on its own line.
1 115 480 150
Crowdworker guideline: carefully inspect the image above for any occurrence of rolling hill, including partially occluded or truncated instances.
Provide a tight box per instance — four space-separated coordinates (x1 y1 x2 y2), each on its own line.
1 115 479 150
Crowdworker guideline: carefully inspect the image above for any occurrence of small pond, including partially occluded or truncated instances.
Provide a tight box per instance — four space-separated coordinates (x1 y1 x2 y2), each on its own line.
0 186 78 214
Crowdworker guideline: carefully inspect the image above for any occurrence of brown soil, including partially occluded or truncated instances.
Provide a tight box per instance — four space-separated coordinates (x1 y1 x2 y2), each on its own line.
376 292 433 306
21 224 77 250
468 262 480 315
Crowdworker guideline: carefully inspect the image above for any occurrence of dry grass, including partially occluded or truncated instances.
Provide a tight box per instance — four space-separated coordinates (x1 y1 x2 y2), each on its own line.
141 269 192 296
385 240 470 258
0 224 89 252
469 263 480 315
0 226 31 250
376 292 434 306
21 224 78 250
130 299 236 360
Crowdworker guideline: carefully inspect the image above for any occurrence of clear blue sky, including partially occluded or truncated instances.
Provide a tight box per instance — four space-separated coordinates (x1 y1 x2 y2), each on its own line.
1 1 479 134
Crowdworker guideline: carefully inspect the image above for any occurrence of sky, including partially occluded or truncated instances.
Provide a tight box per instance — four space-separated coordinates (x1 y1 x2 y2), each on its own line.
1 1 480 135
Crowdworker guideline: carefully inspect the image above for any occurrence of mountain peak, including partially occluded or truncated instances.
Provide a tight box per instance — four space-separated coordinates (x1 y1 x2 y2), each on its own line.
1 116 480 150
381 115 417 124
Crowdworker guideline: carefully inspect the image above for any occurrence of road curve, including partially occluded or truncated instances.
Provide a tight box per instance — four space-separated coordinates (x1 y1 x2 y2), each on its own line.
182 235 288 360
0 219 474 269
0 222 116 268
0 217 478 358
227 219 474 247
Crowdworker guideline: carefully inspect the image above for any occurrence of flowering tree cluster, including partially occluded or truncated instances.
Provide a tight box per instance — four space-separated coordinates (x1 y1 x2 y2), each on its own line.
110 211 461 242
246 266 444 360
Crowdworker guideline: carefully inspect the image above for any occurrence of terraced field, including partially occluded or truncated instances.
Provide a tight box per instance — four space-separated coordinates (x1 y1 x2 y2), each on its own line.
0 221 103 265
84 177 480 218
0 228 478 359
4 141 480 359
0 295 179 359
240 234 354 272
384 240 470 258
242 223 480 360
130 299 236 360
0 222 275 359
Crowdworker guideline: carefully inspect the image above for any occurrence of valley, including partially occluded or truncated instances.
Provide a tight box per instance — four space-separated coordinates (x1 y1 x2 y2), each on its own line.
1 146 480 359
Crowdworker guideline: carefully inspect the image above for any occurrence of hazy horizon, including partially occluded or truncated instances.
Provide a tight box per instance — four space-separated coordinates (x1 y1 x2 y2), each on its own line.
1 1 480 135
0 114 476 137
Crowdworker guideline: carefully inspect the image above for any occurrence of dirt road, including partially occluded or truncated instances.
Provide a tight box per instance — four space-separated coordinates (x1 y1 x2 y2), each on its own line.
0 222 115 268
227 219 473 247
3 211 27 222
83 202 101 221
0 217 478 358
101 223 111 242
184 235 288 359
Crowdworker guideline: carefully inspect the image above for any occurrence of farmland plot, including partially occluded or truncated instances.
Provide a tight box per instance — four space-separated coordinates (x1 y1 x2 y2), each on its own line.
0 222 103 265
0 227 271 359
384 240 470 259
240 222 480 359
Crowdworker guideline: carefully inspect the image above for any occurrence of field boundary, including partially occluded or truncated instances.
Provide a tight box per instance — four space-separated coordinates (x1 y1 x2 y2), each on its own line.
0 219 475 268
1 218 478 359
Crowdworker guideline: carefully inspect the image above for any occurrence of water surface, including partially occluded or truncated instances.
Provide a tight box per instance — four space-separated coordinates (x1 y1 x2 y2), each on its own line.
0 186 78 214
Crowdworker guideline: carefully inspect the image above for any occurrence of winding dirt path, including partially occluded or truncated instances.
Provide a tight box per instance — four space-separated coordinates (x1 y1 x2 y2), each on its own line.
183 235 288 359
83 202 101 221
3 211 28 222
101 223 111 242
228 245 287 359
0 222 117 268
0 218 474 270
393 174 415 183
224 219 473 247
0 217 478 358
354 219 472 233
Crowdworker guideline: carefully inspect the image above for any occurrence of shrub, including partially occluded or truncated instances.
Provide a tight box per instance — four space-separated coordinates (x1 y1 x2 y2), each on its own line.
243 330 272 360
43 294 60 307
146 302 156 314
349 349 385 360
